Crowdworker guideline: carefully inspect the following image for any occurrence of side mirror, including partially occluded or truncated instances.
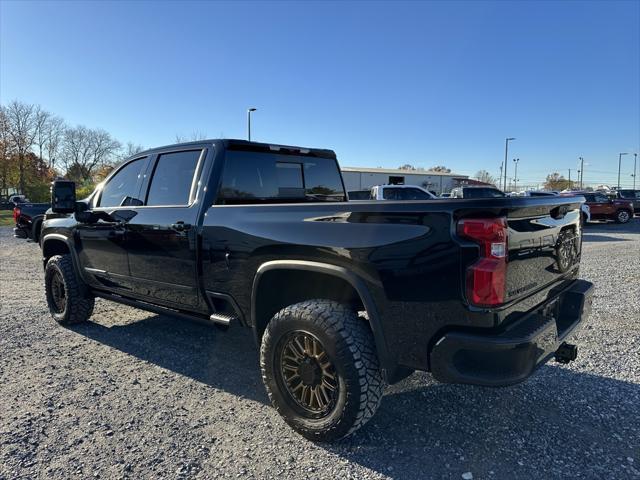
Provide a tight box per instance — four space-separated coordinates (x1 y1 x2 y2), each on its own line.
51 180 77 213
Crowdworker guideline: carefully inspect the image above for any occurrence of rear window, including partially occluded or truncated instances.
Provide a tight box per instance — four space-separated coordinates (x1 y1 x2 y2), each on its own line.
463 188 505 198
217 151 345 204
619 190 640 199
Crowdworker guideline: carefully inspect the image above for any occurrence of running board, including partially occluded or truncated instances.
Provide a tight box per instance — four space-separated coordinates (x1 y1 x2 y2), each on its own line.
209 313 238 326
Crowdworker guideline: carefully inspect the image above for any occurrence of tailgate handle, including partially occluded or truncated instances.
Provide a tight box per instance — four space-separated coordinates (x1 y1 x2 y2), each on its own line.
550 205 569 219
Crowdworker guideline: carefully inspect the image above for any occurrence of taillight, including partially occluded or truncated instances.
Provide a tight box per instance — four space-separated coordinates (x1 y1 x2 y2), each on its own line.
13 207 20 223
457 217 508 307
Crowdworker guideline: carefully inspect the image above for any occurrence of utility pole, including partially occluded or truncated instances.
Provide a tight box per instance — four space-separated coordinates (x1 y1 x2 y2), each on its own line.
579 157 584 189
633 153 638 190
499 163 503 188
503 137 515 191
618 152 628 190
513 158 520 190
568 168 571 184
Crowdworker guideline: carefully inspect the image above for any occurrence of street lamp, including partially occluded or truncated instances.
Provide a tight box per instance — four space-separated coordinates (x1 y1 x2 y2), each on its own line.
578 157 584 189
617 152 628 190
513 158 520 191
503 137 516 191
247 108 257 141
633 153 638 190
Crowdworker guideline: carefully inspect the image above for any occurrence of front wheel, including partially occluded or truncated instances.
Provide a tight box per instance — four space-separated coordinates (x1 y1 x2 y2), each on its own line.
260 300 384 441
616 209 631 224
45 254 94 325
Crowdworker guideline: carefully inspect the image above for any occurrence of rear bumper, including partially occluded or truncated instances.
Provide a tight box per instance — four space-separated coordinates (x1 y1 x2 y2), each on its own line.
430 279 594 387
13 227 27 239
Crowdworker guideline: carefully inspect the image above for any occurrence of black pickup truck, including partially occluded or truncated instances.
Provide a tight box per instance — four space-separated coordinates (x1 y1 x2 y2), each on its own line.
40 139 593 441
13 202 50 242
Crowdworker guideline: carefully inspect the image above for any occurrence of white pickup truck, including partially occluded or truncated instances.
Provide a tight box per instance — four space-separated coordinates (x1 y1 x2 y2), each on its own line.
349 184 437 201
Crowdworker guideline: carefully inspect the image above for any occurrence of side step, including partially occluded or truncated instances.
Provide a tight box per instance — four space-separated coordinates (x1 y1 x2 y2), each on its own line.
209 313 238 326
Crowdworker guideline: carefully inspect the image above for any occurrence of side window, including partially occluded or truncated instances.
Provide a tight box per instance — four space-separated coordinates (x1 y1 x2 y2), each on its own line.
594 194 608 202
146 150 202 206
98 158 146 208
217 152 345 203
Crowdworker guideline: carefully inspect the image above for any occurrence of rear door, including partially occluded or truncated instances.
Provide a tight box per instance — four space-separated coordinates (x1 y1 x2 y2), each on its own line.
125 148 208 310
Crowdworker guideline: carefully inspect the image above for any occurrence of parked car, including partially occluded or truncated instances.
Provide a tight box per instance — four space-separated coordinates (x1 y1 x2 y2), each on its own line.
9 194 30 205
450 186 505 198
582 191 634 223
13 202 50 242
439 192 451 198
369 184 436 200
616 189 640 215
40 139 593 441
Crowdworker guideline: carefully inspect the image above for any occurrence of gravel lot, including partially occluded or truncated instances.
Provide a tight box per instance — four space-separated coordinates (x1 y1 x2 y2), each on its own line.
1 221 639 479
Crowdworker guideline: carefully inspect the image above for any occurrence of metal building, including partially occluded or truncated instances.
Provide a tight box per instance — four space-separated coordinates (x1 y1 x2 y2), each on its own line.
340 167 468 195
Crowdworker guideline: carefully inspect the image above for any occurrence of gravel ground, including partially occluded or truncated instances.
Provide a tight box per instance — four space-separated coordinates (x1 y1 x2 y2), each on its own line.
1 221 639 479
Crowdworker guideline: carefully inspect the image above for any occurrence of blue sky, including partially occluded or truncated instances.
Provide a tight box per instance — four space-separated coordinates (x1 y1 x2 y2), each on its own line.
1 0 639 188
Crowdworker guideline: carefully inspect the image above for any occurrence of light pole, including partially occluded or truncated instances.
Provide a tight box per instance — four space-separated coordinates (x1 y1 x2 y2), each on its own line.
513 158 520 191
618 152 628 190
247 108 257 141
633 153 638 190
578 157 584 189
503 137 516 191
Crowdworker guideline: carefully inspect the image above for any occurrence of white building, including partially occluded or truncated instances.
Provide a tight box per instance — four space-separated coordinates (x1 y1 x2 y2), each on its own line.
341 167 468 195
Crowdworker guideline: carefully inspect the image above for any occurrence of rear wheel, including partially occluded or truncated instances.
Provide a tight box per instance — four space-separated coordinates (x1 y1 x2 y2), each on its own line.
45 254 94 325
615 209 631 224
260 300 384 441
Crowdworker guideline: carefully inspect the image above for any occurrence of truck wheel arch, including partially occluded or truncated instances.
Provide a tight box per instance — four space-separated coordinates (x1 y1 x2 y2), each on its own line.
251 260 392 378
41 234 84 278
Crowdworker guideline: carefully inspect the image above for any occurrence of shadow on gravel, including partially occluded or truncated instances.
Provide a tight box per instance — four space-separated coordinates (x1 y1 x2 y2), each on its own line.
70 312 639 478
325 367 639 478
71 315 269 404
582 234 631 243
584 220 640 234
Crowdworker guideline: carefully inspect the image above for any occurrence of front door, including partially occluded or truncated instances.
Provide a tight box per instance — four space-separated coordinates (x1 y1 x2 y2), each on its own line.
125 149 206 311
76 156 148 291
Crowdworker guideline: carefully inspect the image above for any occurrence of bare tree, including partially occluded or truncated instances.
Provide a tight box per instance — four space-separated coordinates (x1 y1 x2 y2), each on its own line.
0 106 13 196
5 101 38 193
44 116 66 170
175 131 208 143
474 170 497 185
428 165 451 173
33 106 51 163
61 126 121 182
121 141 145 160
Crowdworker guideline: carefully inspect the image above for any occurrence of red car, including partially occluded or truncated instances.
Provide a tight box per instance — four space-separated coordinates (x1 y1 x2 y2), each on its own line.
582 192 634 223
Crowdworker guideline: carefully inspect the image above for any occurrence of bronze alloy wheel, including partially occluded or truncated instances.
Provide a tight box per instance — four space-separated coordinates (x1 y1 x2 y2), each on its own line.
277 331 339 418
49 269 66 313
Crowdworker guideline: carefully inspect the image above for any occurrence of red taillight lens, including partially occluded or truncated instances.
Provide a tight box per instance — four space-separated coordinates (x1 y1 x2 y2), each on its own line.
457 218 508 307
13 207 20 223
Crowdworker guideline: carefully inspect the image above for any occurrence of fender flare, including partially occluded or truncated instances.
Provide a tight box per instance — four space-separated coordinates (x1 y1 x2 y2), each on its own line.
251 259 393 377
31 215 44 242
41 233 87 283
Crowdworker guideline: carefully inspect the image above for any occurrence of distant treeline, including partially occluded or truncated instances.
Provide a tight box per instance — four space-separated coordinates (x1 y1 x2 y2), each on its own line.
0 100 144 202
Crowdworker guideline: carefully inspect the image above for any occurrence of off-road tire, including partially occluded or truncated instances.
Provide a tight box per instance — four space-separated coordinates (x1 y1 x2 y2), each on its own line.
260 299 384 441
45 254 94 325
615 209 631 224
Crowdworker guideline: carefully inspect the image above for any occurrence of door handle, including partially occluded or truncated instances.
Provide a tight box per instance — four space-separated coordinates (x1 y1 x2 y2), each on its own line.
171 221 191 232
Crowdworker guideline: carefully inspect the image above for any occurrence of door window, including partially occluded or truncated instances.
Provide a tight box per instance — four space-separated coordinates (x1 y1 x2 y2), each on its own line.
98 158 146 208
146 150 202 206
594 193 608 202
